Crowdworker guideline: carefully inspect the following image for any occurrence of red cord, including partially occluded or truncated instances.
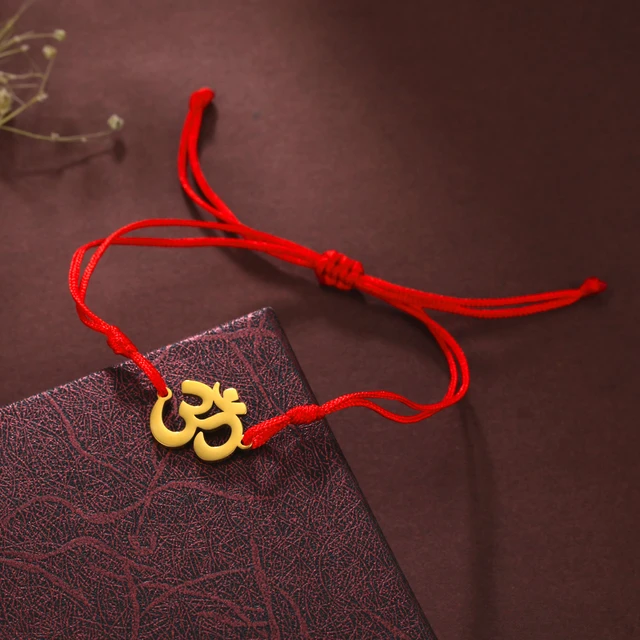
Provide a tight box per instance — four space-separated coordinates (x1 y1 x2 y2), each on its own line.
69 87 607 449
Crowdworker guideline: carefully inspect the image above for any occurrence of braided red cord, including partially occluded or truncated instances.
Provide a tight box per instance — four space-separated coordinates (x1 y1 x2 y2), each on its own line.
69 87 607 449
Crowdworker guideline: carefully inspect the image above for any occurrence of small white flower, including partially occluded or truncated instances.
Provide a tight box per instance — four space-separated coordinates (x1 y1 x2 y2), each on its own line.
50 132 60 140
107 114 124 131
0 87 12 116
36 92 48 102
19 44 29 52
42 45 57 60
53 29 66 42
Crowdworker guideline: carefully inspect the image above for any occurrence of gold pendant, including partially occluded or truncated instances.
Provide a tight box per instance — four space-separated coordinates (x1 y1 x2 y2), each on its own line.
150 380 250 462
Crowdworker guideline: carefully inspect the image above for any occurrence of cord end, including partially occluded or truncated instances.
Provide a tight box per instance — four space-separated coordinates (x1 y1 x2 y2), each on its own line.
189 87 215 112
580 277 607 296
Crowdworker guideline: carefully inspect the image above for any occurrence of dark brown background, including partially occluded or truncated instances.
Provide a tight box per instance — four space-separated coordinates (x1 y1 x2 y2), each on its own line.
1 1 638 638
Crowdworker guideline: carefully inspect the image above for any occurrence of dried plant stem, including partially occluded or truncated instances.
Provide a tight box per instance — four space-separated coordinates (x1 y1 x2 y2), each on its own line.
0 32 60 50
38 55 53 90
10 92 25 105
0 1 33 43
0 46 27 59
0 0 123 142
1 71 43 80
0 124 114 142
0 91 40 126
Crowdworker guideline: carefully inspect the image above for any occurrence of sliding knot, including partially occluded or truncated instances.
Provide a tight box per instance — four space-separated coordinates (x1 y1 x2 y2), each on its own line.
286 405 325 425
315 250 364 291
580 277 607 297
106 327 137 358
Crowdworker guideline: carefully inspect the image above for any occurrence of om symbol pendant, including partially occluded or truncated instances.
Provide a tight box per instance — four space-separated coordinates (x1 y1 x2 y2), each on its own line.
150 380 250 462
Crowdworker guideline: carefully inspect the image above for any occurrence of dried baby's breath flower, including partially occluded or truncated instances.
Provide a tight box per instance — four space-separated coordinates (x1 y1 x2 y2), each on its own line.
107 114 124 131
0 87 12 116
0 1 125 143
41 44 56 59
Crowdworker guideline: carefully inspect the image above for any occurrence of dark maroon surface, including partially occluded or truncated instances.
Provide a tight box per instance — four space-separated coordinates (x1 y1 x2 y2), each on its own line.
1 1 639 638
0 308 434 639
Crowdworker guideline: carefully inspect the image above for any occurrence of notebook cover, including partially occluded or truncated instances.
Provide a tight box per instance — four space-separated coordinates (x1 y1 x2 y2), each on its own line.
0 308 435 640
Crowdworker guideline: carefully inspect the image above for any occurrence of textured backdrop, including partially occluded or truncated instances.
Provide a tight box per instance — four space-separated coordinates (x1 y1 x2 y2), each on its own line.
1 1 638 638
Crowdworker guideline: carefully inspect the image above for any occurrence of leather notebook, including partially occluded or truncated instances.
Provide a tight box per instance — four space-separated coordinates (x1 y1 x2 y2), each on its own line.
0 308 435 639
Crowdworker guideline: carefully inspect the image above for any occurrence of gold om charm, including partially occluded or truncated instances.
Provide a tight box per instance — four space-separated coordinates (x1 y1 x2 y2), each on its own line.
150 380 250 462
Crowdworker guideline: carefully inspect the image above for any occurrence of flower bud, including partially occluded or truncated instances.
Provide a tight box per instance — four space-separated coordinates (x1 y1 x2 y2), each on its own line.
42 45 57 60
0 88 12 116
107 114 124 131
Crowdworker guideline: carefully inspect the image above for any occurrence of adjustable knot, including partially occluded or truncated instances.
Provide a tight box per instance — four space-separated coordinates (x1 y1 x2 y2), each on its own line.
241 404 326 449
580 277 607 297
315 250 364 291
106 327 138 358
189 87 215 112
286 405 325 425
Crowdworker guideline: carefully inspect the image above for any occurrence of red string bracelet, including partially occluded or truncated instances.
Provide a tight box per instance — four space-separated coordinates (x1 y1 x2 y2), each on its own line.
69 87 607 453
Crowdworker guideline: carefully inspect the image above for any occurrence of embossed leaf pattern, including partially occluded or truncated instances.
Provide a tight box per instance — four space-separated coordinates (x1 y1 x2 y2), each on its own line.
0 309 434 639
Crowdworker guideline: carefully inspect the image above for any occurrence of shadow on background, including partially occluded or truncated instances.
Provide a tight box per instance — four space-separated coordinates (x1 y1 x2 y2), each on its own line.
460 401 498 640
0 138 126 179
